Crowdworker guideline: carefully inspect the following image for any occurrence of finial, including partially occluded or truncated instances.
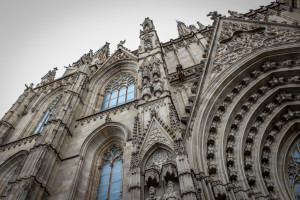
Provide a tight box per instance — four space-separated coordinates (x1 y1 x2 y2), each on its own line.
118 40 126 47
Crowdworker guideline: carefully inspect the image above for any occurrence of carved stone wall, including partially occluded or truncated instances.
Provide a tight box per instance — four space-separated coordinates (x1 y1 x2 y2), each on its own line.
0 2 299 200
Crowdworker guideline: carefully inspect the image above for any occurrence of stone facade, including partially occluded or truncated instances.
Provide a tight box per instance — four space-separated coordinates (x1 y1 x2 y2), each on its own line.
0 1 300 200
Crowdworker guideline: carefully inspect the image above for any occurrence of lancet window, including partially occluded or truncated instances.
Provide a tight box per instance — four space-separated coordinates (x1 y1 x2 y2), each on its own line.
33 96 61 135
288 139 300 199
96 144 123 200
101 73 135 111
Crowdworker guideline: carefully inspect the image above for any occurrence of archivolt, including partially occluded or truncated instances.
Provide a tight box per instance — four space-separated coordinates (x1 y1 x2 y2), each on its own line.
192 48 300 199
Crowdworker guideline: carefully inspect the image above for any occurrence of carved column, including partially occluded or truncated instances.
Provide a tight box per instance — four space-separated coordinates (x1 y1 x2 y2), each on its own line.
129 150 141 199
197 173 215 200
174 138 197 200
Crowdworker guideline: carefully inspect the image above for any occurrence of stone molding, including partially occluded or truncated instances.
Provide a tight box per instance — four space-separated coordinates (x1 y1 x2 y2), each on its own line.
0 134 39 152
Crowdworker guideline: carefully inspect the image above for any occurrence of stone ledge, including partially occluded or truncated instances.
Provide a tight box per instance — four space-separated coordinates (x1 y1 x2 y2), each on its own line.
0 134 39 152
76 100 138 126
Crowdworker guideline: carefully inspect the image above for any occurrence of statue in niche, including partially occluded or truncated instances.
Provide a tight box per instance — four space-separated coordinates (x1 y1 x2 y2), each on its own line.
144 39 153 52
152 64 160 77
163 181 181 200
176 64 184 81
142 78 152 100
146 186 161 200
152 74 164 97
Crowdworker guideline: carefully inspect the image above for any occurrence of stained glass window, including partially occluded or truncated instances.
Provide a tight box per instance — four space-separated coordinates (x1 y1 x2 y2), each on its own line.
288 140 300 199
33 96 61 135
96 144 123 200
101 73 135 111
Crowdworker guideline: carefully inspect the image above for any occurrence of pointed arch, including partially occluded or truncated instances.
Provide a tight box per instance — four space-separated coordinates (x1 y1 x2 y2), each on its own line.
83 59 138 117
0 150 28 196
73 122 130 200
191 45 300 199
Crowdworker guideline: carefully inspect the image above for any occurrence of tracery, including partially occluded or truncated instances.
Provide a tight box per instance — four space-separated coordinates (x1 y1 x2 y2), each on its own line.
101 73 135 111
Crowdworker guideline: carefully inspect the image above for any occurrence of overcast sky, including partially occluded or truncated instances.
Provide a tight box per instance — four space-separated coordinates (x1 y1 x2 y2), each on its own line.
0 0 272 118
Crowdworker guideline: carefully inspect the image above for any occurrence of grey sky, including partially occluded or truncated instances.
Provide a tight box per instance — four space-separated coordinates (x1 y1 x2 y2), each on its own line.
0 0 271 117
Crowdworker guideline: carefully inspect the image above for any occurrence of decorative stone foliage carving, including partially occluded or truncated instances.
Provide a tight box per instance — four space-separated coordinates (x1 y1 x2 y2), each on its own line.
142 99 166 113
213 21 300 72
145 128 170 151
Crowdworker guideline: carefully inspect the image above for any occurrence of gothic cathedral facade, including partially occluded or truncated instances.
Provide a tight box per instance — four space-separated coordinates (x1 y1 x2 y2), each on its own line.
0 1 300 200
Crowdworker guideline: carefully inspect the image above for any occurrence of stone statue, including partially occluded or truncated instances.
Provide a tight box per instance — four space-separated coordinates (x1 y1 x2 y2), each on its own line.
176 64 184 81
146 186 161 200
163 181 181 200
25 83 34 91
142 78 152 100
176 20 191 36
152 74 164 97
38 67 58 86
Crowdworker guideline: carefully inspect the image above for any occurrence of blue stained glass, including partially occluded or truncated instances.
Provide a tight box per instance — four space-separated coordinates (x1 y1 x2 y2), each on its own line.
128 84 134 93
119 87 126 96
114 150 121 157
33 109 50 135
294 148 300 158
100 163 110 175
109 192 120 200
112 160 122 172
118 95 125 105
99 174 109 185
101 101 109 111
127 92 134 101
111 172 122 182
97 184 109 194
111 90 118 99
105 154 112 160
294 184 300 197
110 98 117 107
103 93 110 102
109 180 121 193
96 194 107 200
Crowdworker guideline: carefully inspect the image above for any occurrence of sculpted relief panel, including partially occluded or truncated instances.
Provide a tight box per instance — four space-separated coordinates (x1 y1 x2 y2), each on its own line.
212 21 300 73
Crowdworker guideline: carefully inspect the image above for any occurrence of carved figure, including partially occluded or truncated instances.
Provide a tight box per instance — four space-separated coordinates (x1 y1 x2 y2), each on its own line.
207 11 221 20
176 65 184 81
144 39 153 51
38 68 58 86
176 20 191 36
163 181 181 200
197 21 205 30
152 75 164 97
142 78 152 100
146 186 161 200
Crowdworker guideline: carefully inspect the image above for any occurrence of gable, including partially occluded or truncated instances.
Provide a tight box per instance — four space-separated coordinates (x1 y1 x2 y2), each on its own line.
206 18 300 81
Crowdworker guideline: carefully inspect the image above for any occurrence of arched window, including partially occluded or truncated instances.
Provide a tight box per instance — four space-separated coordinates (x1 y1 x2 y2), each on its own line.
288 139 300 199
101 73 135 111
96 144 123 200
33 96 61 135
